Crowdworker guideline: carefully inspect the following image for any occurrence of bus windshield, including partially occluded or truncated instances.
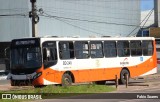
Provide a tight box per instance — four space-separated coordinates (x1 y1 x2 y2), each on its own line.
11 47 42 69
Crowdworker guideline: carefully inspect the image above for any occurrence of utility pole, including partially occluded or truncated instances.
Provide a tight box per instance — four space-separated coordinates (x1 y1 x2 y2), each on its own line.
154 0 158 27
30 0 39 37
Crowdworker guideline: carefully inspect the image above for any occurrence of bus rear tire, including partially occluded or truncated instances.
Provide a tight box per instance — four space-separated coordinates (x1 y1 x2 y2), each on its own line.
62 73 72 86
119 69 129 85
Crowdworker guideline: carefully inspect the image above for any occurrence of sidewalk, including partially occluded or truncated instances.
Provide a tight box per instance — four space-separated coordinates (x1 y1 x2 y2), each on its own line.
0 84 12 91
0 80 11 91
114 74 160 93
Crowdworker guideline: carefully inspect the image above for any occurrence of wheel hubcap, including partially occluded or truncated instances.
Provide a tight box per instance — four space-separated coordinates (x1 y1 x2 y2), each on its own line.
64 78 70 85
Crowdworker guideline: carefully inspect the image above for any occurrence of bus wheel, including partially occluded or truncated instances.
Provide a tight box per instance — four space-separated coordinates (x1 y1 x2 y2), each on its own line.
62 73 72 86
119 69 129 85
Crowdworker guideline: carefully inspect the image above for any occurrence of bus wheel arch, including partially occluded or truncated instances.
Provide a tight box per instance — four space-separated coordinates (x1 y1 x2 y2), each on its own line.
61 71 75 86
119 68 130 85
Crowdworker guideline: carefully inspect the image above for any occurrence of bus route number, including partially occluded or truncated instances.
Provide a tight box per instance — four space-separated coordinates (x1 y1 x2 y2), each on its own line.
63 61 72 65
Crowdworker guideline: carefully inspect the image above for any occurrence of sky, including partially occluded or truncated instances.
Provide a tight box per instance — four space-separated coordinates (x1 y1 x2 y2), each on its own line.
141 0 154 11
141 0 154 27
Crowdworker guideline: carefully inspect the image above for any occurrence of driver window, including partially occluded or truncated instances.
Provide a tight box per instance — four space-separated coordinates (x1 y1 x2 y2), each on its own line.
43 48 51 61
42 41 58 68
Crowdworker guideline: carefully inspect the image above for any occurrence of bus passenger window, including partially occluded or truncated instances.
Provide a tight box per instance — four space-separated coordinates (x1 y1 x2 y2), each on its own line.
90 41 103 58
117 41 130 57
142 41 153 56
130 41 142 56
104 41 117 57
75 41 89 59
59 41 74 59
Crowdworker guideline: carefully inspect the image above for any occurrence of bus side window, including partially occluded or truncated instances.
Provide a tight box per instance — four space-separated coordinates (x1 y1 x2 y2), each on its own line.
90 41 103 58
42 41 58 68
59 41 74 59
117 41 130 57
75 41 89 59
104 41 117 57
142 40 153 56
43 48 47 61
43 48 53 61
130 40 142 56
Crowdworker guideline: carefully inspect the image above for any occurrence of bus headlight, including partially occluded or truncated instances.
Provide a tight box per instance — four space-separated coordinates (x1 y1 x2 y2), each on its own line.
33 72 42 80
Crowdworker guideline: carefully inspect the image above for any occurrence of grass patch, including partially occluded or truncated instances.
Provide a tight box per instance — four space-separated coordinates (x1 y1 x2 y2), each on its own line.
0 84 116 101
0 84 116 93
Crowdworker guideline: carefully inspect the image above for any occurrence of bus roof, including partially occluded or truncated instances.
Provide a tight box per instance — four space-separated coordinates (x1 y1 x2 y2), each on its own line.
41 37 155 41
12 36 155 42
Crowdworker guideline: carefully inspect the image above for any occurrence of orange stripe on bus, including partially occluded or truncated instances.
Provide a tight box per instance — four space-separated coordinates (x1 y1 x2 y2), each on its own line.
33 55 157 85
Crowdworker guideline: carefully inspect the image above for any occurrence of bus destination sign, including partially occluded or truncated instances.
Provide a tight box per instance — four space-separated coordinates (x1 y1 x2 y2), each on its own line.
11 38 40 48
15 40 35 45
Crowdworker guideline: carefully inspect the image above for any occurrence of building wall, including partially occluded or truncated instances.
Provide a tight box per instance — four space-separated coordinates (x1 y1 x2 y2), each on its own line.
37 0 140 37
0 0 30 42
0 0 140 42
150 27 160 38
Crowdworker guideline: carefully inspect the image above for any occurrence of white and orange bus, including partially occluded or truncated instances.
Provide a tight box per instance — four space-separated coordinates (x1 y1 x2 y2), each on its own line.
8 36 157 87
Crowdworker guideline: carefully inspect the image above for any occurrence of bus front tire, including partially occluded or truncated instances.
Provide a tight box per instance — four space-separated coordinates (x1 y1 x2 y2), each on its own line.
62 73 72 86
119 69 129 85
